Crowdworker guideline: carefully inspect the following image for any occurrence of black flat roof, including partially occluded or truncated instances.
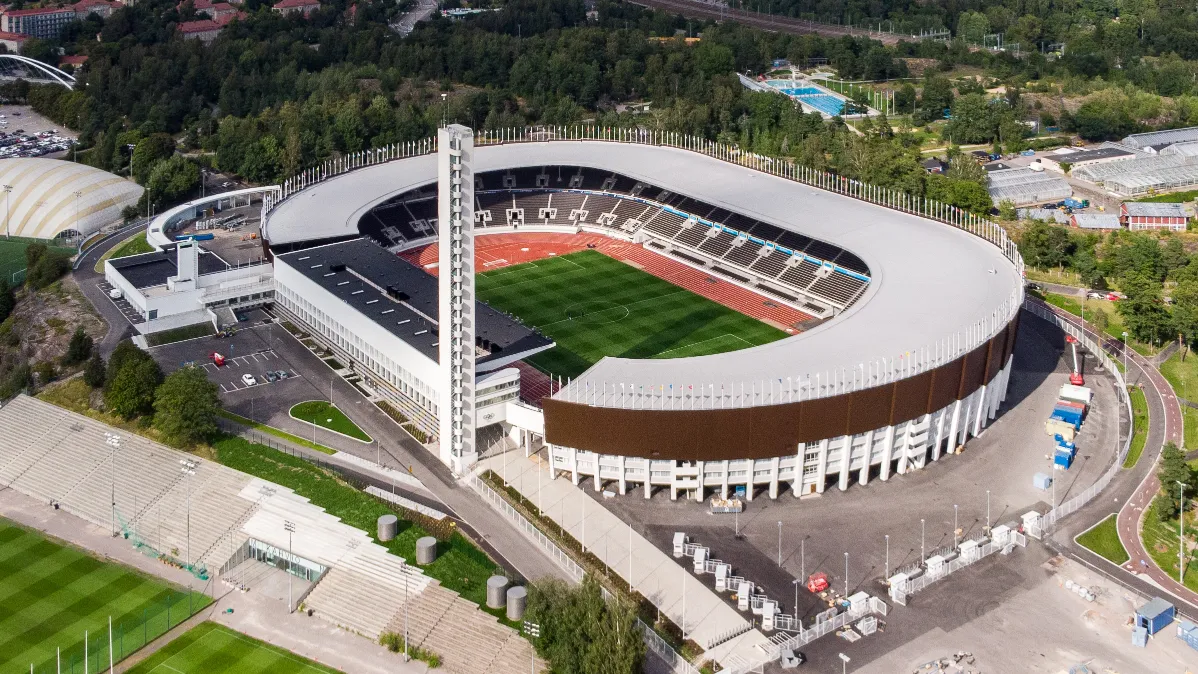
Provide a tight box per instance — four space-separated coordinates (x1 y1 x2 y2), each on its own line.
108 244 231 289
277 238 552 365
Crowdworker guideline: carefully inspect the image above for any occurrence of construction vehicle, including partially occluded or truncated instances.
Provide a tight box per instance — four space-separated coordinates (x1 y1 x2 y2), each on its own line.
1064 335 1084 386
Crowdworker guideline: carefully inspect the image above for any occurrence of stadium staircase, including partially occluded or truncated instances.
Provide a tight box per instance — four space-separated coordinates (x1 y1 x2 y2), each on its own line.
303 546 432 638
383 583 543 674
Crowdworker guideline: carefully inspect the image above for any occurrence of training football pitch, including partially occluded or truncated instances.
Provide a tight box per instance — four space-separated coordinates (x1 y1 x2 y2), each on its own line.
0 518 209 673
126 622 341 674
476 250 787 378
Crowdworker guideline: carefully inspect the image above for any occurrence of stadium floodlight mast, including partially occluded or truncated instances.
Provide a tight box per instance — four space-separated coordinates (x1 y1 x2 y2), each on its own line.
839 652 851 674
523 621 540 674
179 459 197 567
920 518 926 564
884 534 889 579
3 183 11 239
105 433 120 537
284 520 296 612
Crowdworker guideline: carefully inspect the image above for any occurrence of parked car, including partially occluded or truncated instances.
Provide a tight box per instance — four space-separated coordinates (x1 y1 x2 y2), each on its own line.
108 288 122 299
1087 291 1104 299
241 373 258 386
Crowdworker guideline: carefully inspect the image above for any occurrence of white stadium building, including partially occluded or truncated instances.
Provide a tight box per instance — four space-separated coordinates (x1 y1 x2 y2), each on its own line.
0 158 143 239
251 128 1024 502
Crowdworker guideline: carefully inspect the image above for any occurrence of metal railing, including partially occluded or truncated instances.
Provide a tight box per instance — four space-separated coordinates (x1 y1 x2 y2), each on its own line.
463 472 702 674
268 125 1025 408
1023 299 1134 528
764 596 888 658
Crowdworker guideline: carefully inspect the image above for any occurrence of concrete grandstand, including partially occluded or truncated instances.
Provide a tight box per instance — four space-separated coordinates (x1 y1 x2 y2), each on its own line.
262 129 1024 502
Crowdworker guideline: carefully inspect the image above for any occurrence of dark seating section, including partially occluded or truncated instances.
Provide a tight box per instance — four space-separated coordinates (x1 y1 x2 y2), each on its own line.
359 165 872 308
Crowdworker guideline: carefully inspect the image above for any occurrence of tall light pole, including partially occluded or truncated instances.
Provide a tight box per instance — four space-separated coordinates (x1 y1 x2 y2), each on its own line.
179 459 197 568
3 184 11 239
1179 481 1187 583
284 519 296 612
73 190 81 238
884 534 889 578
105 433 120 537
1122 331 1129 372
792 578 800 620
777 521 782 567
953 504 959 542
986 490 991 530
523 622 540 674
921 518 926 563
402 560 410 661
839 652 851 674
844 552 849 597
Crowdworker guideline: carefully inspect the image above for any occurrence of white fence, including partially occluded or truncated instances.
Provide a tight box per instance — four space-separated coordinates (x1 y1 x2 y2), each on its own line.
1023 299 1134 528
465 472 702 674
268 125 1024 405
764 597 889 658
889 532 1028 606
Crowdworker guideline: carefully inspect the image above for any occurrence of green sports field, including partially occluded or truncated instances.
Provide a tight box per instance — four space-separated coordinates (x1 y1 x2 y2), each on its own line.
0 518 210 673
0 238 75 284
476 250 787 379
126 622 341 674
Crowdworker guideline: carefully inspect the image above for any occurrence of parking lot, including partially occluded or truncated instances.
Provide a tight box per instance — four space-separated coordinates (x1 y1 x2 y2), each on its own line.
0 104 75 159
95 280 145 325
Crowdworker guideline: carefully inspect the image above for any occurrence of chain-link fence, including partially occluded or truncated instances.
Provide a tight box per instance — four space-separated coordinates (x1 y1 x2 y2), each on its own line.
28 588 210 674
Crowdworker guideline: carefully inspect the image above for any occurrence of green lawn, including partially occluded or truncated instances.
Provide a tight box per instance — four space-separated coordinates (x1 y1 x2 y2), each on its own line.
111 232 154 260
1124 386 1149 469
476 250 787 379
1076 514 1130 565
0 518 210 674
218 410 336 455
1036 290 1159 356
211 436 505 613
145 323 215 347
289 401 372 443
125 622 341 674
1141 501 1198 593
0 238 74 284
1159 352 1198 449
1133 189 1198 203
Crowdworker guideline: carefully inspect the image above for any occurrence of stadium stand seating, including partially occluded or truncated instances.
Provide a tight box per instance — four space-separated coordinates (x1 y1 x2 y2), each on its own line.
364 164 873 312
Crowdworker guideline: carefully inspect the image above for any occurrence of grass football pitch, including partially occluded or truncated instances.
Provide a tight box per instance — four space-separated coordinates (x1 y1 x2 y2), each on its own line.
476 250 788 378
126 622 341 674
0 518 209 673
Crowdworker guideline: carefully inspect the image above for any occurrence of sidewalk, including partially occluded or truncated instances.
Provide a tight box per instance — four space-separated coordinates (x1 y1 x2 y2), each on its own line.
477 451 773 664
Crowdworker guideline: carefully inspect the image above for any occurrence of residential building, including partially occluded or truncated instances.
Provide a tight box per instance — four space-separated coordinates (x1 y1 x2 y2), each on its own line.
72 0 121 20
0 30 28 52
176 18 222 42
920 157 945 174
1121 202 1190 231
178 0 237 19
272 0 320 15
1 7 77 40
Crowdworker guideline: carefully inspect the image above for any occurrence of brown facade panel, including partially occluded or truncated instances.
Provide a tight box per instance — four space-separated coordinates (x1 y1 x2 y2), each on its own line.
1003 312 1021 363
542 316 1021 461
960 342 989 394
928 357 964 411
891 370 934 423
845 384 895 436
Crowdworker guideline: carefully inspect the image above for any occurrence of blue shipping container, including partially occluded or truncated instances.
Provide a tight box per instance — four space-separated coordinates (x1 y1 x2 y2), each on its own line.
1051 411 1082 428
1136 598 1175 635
1054 452 1073 469
1052 405 1084 422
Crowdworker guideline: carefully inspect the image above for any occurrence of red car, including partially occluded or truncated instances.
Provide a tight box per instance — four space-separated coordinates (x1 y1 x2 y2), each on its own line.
210 352 226 366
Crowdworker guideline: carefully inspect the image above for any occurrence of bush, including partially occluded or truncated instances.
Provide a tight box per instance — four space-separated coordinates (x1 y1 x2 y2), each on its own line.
33 361 55 386
0 279 14 324
378 632 441 668
105 353 163 419
63 327 94 366
26 252 70 289
0 361 32 398
83 353 105 388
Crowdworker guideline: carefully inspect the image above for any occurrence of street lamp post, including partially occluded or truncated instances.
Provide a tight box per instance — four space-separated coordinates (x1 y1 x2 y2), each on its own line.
179 460 197 567
523 622 540 674
884 534 889 578
839 652 851 674
3 184 11 239
954 504 959 542
1122 332 1129 372
921 518 926 564
284 520 296 612
1179 481 1187 583
106 433 120 537
844 552 849 597
792 578 800 619
73 190 81 238
986 490 991 531
777 521 782 567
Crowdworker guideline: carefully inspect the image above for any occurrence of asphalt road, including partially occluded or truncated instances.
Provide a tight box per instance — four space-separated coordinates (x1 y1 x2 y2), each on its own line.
629 0 903 45
73 220 147 356
1034 299 1198 618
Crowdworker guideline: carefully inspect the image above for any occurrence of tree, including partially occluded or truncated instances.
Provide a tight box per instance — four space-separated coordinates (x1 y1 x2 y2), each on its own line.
131 133 177 184
24 243 47 270
33 361 55 387
895 83 916 115
1117 272 1173 344
0 279 14 324
83 353 106 388
918 77 954 119
153 366 220 445
1155 442 1197 520
105 354 163 419
957 11 991 44
1018 221 1076 268
63 327 93 366
1172 278 1198 345
145 155 200 209
526 575 644 674
25 252 69 289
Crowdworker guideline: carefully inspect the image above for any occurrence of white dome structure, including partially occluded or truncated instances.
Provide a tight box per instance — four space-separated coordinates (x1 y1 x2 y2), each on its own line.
0 158 144 239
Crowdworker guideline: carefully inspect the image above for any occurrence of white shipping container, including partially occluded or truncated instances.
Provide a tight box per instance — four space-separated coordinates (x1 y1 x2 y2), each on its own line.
1060 383 1093 405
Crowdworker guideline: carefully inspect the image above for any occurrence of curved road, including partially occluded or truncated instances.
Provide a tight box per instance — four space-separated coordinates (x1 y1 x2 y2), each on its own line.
631 0 903 45
1035 300 1197 610
72 220 147 356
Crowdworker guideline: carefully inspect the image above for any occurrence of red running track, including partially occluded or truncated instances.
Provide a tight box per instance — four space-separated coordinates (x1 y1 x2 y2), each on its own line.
400 232 814 406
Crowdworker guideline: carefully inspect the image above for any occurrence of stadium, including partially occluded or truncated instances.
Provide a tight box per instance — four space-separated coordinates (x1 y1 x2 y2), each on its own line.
262 127 1024 501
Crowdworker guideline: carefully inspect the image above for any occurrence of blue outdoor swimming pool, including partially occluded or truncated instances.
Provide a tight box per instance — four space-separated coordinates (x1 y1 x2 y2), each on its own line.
764 82 849 116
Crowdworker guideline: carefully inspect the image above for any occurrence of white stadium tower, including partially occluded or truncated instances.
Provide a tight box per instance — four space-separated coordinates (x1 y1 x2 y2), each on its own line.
262 127 1024 501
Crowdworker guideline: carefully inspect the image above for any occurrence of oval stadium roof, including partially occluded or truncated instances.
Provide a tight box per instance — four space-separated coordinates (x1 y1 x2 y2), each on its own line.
0 158 144 239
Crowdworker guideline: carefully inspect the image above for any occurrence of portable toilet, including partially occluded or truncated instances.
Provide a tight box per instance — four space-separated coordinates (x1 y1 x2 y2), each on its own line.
959 539 980 563
672 532 687 558
848 591 870 614
1136 597 1176 635
737 581 753 611
762 600 777 631
991 525 1011 546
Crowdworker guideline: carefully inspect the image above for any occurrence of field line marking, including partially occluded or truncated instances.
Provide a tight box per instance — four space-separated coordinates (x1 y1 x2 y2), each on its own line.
150 624 230 674
537 290 690 330
214 628 333 672
654 333 753 358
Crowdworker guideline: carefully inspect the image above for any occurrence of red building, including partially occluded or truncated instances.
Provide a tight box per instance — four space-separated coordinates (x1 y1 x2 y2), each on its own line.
1121 202 1189 232
272 0 320 16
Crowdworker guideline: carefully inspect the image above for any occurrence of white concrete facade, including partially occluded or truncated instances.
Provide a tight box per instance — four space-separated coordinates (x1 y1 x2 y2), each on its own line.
548 355 1013 500
438 124 477 472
